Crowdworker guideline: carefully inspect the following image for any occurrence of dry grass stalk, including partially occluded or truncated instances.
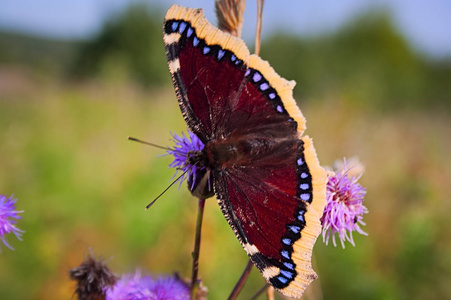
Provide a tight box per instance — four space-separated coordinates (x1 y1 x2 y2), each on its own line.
255 0 264 55
215 0 246 37
266 285 275 300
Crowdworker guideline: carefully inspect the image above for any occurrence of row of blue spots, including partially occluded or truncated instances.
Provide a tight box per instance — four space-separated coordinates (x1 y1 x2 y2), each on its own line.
250 71 270 92
173 21 194 38
169 20 243 66
245 69 287 114
190 35 243 65
298 210 305 222
297 155 312 202
275 269 295 285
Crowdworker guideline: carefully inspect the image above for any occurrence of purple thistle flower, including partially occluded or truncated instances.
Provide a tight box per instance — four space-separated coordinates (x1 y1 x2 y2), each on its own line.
167 131 205 186
106 271 189 300
0 194 24 251
320 159 368 248
166 131 214 198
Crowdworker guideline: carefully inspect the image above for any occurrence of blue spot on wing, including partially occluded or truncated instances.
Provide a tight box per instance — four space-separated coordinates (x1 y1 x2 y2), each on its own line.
217 49 225 60
171 21 179 32
178 22 187 34
187 27 193 38
301 193 310 201
260 83 269 91
277 276 288 284
193 37 200 47
280 270 293 279
283 262 294 270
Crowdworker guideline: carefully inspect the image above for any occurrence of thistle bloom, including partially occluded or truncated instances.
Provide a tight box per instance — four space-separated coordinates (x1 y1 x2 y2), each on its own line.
166 131 214 199
106 271 190 300
167 131 205 186
0 194 24 250
321 159 368 248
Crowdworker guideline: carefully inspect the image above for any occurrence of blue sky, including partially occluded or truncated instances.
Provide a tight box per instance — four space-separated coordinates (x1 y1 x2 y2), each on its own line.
1 0 450 58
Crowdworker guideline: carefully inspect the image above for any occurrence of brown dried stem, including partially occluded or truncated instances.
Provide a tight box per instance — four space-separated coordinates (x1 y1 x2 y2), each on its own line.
190 198 206 299
255 0 264 55
228 258 254 300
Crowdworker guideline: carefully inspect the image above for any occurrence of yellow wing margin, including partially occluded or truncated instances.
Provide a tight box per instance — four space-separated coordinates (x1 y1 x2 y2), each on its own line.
282 136 327 298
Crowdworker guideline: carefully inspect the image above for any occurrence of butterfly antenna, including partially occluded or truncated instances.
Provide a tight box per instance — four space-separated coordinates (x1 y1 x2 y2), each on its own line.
145 169 189 210
128 136 171 151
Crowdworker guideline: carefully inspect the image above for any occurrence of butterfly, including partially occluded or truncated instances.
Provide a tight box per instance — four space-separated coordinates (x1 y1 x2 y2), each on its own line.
163 5 327 298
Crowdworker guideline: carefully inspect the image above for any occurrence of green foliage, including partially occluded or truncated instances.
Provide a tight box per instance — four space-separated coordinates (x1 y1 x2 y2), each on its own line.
261 11 451 110
71 3 168 87
0 30 79 75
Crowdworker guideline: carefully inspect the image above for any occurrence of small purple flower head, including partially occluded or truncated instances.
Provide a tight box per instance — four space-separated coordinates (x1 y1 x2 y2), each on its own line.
106 270 190 300
150 275 191 300
167 131 205 181
0 194 24 251
320 158 368 248
167 131 214 199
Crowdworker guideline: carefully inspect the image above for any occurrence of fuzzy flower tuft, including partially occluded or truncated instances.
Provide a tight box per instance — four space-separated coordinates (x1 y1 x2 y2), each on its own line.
0 194 24 251
167 131 206 188
69 251 117 300
106 271 190 300
321 158 368 248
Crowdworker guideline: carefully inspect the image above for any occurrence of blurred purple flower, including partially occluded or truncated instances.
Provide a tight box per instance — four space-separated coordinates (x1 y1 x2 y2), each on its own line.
106 271 189 300
0 194 24 251
320 159 368 248
167 131 205 188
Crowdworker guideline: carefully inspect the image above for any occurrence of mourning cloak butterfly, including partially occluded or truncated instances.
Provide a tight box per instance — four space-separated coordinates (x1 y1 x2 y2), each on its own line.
163 5 327 298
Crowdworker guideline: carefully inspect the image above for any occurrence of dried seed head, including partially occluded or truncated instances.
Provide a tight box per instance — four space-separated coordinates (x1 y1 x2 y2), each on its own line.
215 0 246 37
69 251 117 300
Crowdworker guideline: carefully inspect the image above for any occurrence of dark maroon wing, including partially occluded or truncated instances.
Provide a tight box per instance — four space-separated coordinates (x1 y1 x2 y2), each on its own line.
164 14 248 143
164 5 326 298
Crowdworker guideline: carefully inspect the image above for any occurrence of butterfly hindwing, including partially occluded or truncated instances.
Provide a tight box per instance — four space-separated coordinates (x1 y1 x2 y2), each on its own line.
164 5 326 298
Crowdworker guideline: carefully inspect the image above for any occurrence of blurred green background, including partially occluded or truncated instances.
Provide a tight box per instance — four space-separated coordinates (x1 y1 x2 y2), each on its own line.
1 2 450 299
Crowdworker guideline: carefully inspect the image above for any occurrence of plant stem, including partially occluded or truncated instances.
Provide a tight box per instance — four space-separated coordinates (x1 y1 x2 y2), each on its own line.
254 0 264 55
228 258 254 300
249 284 269 300
191 198 206 300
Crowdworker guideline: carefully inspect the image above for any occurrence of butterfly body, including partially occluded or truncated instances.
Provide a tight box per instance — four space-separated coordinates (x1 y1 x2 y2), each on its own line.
164 5 327 298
